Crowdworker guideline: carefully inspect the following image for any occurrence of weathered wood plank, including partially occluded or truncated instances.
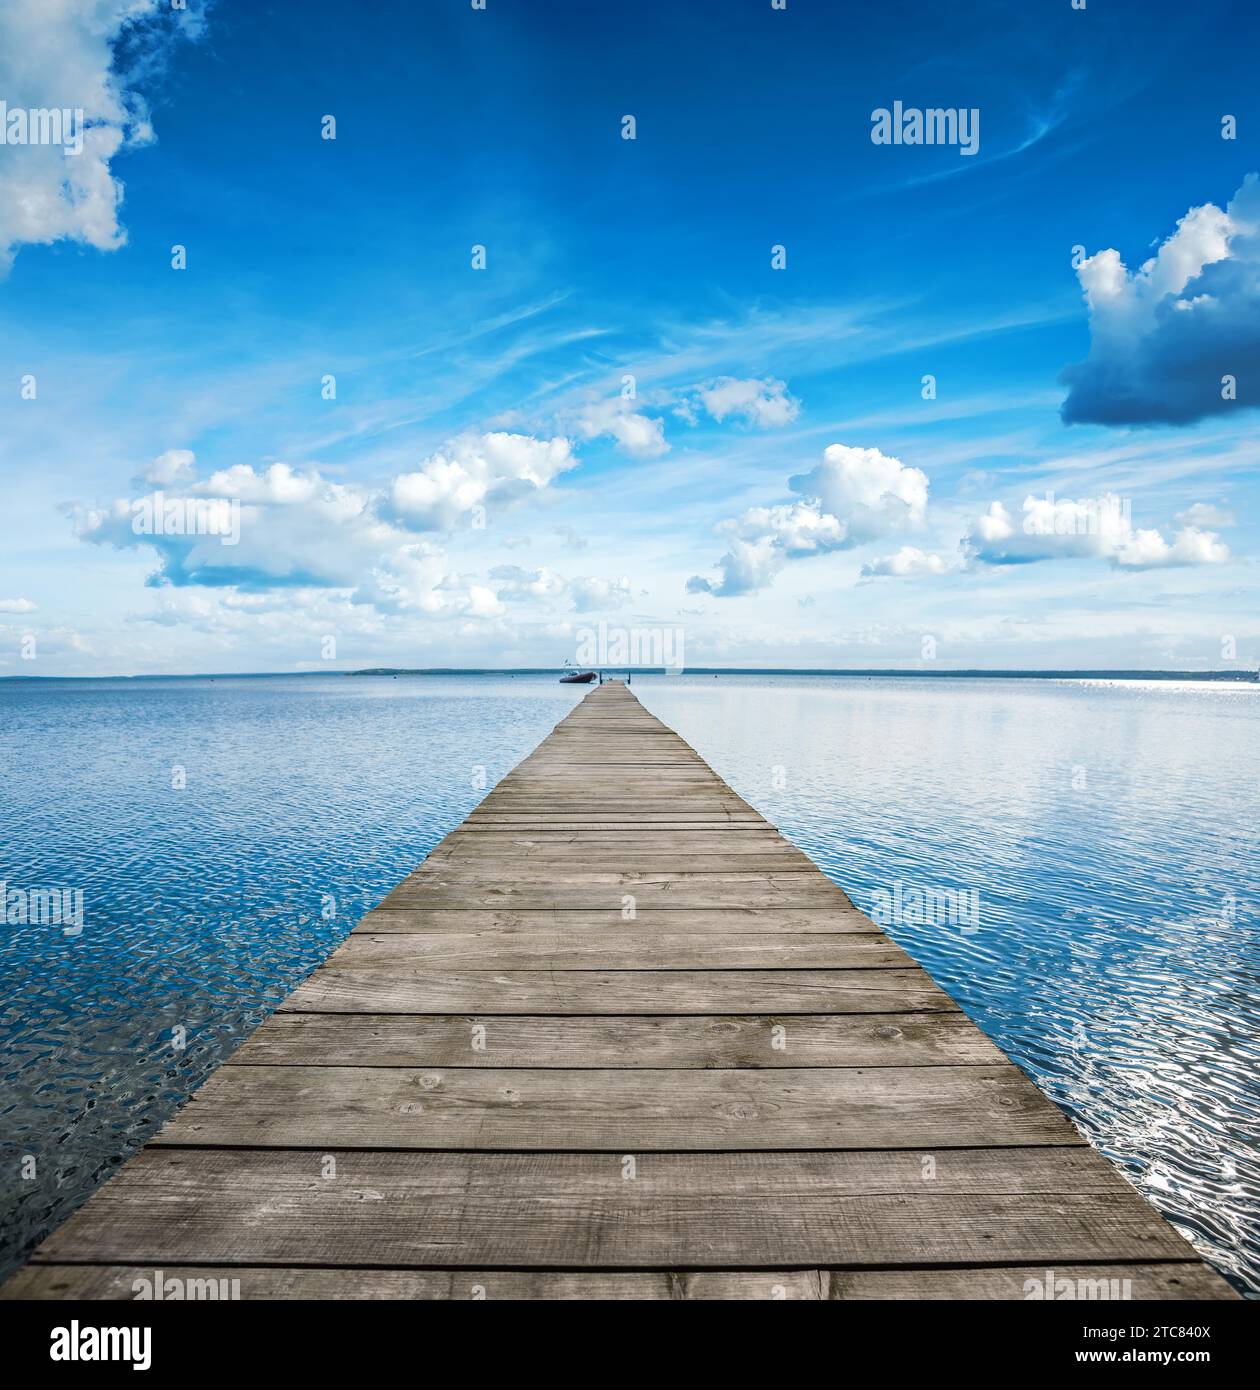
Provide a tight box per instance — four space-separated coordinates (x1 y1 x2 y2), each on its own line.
466 810 769 820
279 967 958 1015
407 859 821 879
825 1265 1241 1300
377 882 854 910
6 1262 1232 1301
152 1064 1079 1150
429 839 798 855
355 907 878 933
418 854 817 874
442 825 790 836
0 1265 821 1301
228 1012 1007 1068
328 931 911 970
31 1149 1200 1270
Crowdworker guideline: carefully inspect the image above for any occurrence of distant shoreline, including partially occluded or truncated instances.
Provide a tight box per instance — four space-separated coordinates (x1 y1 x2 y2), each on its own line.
2 668 1257 683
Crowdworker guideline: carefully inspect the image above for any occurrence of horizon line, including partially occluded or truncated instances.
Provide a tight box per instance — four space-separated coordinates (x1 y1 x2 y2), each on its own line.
2 667 1257 683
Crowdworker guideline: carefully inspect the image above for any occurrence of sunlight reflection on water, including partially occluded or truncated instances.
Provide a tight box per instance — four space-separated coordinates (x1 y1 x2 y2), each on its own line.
637 674 1260 1294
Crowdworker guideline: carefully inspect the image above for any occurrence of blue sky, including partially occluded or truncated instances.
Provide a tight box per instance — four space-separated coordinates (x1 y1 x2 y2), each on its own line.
1 0 1258 673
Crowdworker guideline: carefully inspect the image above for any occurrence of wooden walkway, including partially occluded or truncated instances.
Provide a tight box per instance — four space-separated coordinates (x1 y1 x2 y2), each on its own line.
5 681 1236 1299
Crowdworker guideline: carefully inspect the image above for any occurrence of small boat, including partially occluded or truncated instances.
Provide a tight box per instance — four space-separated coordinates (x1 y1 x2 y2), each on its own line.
559 663 597 684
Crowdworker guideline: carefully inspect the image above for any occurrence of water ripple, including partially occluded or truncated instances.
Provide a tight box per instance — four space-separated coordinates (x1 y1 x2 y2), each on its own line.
0 674 583 1277
639 674 1260 1295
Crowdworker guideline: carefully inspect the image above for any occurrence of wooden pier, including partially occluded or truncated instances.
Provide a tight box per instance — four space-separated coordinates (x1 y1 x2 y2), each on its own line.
5 681 1236 1299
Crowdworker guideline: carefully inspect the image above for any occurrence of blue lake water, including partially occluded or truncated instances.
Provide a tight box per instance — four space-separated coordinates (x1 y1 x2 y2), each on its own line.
1 673 1258 1291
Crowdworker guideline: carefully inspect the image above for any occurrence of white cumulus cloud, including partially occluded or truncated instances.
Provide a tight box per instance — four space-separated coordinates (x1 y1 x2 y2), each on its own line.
1174 502 1235 529
688 443 929 596
386 432 578 530
488 565 569 602
1061 173 1260 424
964 494 1230 570
861 546 951 579
492 566 633 612
571 398 669 457
730 502 849 556
696 376 801 429
567 575 633 613
140 448 197 486
0 1 206 273
790 444 928 540
1113 526 1230 569
73 439 584 620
